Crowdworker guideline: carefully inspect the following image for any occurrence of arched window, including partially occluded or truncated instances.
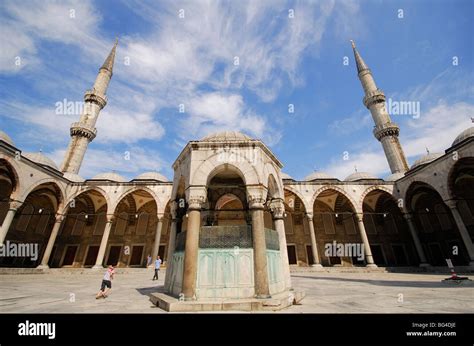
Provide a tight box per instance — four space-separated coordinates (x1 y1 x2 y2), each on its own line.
93 213 106 235
136 212 149 235
322 213 335 234
36 210 52 234
284 212 293 234
115 212 128 235
71 212 86 235
16 205 34 232
458 200 474 226
435 204 451 231
364 214 377 234
343 215 356 234
418 211 433 233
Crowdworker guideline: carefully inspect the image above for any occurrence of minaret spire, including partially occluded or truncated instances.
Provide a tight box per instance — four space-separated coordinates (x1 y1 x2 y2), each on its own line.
60 40 118 174
351 40 409 174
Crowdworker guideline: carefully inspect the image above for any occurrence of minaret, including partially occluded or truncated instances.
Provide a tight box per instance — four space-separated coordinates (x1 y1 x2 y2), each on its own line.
60 39 118 174
351 40 409 174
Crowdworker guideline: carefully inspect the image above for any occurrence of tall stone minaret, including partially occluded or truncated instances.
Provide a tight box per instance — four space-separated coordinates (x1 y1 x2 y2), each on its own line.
351 40 409 174
61 39 118 174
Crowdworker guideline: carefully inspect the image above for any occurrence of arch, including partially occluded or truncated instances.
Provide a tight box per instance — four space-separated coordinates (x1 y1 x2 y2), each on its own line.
20 179 65 207
191 152 261 186
283 185 311 212
447 157 474 200
64 186 111 214
0 158 20 194
112 187 160 216
267 173 283 200
311 185 358 213
404 181 444 213
359 185 394 207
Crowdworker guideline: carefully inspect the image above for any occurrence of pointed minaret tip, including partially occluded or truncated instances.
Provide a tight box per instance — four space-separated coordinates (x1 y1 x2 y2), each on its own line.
100 39 118 74
350 40 356 49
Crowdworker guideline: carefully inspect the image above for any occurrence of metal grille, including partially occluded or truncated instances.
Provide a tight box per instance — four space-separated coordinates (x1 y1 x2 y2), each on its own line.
199 225 252 249
265 228 280 251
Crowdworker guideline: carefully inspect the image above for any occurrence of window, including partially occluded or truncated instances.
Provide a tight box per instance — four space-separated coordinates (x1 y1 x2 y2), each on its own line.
71 212 86 235
343 215 356 234
435 204 452 231
93 213 106 235
115 212 128 235
36 210 51 234
16 205 33 232
322 214 335 234
136 213 149 235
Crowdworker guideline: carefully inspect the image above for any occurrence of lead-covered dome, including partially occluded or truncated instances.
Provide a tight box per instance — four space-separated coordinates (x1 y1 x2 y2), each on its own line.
304 171 334 181
23 152 58 170
0 130 14 146
411 152 443 169
92 172 127 182
63 172 85 182
344 172 378 181
452 127 474 147
135 172 168 182
200 131 252 142
281 172 293 180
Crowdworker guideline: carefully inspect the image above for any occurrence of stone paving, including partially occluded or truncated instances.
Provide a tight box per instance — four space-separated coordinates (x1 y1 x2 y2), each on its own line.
0 269 472 313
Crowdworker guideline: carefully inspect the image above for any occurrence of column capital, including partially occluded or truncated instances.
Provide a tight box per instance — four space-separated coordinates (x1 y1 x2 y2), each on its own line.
269 199 285 219
156 213 165 221
55 214 66 223
443 199 457 210
187 196 205 210
305 212 314 221
170 200 178 219
248 195 266 210
9 200 23 211
106 214 115 223
354 212 364 222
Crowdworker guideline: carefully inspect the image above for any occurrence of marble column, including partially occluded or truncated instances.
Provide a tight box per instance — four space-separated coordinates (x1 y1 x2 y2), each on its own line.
182 197 204 300
445 200 474 265
0 200 22 245
249 196 270 298
355 213 376 267
92 215 115 269
270 199 292 289
164 202 178 291
151 214 164 261
403 212 430 266
37 213 65 269
306 213 322 268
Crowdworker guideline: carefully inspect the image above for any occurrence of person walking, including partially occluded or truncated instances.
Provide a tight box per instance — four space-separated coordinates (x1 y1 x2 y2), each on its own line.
96 265 115 299
152 256 162 281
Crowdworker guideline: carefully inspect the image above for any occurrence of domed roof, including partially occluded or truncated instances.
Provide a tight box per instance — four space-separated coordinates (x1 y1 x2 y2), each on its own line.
63 172 85 182
385 172 405 181
344 172 378 181
411 152 443 169
304 171 333 181
452 127 474 147
0 130 14 146
200 131 252 142
281 172 293 180
92 172 127 182
135 172 168 182
23 152 58 170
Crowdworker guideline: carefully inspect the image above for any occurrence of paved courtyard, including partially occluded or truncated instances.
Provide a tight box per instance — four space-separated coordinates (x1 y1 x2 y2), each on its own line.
0 269 472 313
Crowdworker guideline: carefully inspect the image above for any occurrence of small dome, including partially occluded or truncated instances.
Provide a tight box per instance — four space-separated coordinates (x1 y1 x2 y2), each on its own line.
452 127 474 147
135 172 168 182
411 152 443 169
281 172 293 180
385 172 405 181
304 171 333 181
0 130 14 146
200 131 252 142
344 172 378 181
92 172 127 182
23 152 58 170
63 172 85 182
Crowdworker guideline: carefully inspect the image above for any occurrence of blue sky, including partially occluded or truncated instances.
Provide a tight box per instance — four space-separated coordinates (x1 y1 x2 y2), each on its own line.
1 0 473 181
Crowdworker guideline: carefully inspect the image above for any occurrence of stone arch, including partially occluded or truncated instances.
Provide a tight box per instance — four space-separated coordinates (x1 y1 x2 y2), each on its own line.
64 186 111 214
404 180 444 213
283 185 311 212
447 157 474 200
311 185 358 213
267 173 283 200
0 158 20 195
20 179 65 207
112 186 161 215
191 152 261 187
359 185 394 207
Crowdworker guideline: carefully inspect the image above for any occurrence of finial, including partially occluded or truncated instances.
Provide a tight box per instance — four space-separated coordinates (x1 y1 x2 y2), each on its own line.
350 40 356 49
354 165 358 173
114 36 119 46
425 147 430 155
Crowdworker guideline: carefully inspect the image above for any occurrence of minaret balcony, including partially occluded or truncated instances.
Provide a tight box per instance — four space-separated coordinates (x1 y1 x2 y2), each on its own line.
70 122 97 141
84 90 107 109
363 89 386 108
373 122 400 141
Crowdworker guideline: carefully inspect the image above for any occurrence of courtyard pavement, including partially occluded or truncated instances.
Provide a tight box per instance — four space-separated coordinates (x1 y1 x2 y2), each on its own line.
0 269 472 313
